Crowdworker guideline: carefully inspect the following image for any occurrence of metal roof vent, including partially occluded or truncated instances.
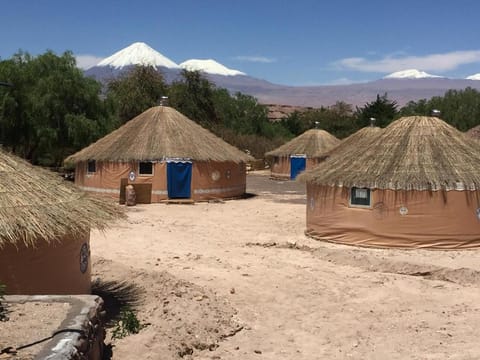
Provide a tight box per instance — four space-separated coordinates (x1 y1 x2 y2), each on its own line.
431 109 441 117
369 117 376 127
314 121 320 129
159 96 169 106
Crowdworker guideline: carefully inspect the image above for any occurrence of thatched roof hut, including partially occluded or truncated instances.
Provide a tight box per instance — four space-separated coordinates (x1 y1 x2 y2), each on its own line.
65 106 253 202
301 117 480 190
300 116 480 249
265 129 339 180
467 124 480 140
0 149 122 294
311 126 383 165
66 106 252 163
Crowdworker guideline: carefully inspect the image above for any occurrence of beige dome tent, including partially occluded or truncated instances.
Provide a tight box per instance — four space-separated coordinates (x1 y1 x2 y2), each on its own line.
299 116 480 249
65 106 253 203
265 129 339 180
0 149 121 294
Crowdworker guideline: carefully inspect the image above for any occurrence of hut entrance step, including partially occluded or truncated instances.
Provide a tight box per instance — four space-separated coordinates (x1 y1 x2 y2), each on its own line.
160 199 195 205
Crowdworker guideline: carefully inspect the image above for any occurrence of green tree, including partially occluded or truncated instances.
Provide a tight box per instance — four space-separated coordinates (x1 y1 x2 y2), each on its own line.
355 93 398 128
280 101 357 139
281 110 309 136
0 50 114 166
428 88 480 131
106 65 167 124
168 70 218 127
398 99 430 117
397 87 480 131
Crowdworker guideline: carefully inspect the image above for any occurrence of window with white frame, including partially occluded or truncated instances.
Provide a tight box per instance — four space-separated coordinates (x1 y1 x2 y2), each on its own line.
139 161 154 176
87 160 96 173
350 187 371 207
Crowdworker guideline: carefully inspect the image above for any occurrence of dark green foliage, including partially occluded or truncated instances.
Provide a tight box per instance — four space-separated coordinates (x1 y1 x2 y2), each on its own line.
398 87 480 131
0 50 116 166
355 93 398 128
211 125 286 159
280 110 305 136
398 99 430 117
168 70 218 127
111 308 145 339
213 90 290 138
106 65 167 124
281 101 357 139
167 71 290 156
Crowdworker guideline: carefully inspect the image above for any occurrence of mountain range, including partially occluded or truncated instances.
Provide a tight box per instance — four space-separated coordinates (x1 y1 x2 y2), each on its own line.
84 42 480 108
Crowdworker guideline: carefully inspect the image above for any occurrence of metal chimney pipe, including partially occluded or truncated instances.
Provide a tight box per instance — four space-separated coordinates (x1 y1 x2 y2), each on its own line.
369 117 376 127
159 96 168 106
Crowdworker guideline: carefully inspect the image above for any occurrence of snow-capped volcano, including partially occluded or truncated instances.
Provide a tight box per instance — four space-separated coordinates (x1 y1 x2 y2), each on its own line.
97 42 179 69
179 59 245 76
384 69 442 79
466 73 480 80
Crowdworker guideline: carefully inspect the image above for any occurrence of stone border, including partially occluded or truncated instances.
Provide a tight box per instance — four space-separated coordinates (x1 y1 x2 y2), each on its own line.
3 295 105 360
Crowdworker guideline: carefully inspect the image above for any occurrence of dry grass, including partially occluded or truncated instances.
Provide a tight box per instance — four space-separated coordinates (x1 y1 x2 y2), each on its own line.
0 149 124 248
265 129 340 158
299 117 480 191
467 125 480 140
65 106 253 164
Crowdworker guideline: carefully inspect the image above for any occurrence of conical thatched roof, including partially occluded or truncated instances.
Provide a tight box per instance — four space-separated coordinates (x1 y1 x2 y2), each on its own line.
299 116 480 191
466 124 480 140
0 149 123 248
65 106 253 163
265 129 340 158
319 126 383 160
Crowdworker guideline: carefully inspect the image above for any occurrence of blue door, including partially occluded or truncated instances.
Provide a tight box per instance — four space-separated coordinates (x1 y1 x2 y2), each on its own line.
290 156 306 179
167 162 192 198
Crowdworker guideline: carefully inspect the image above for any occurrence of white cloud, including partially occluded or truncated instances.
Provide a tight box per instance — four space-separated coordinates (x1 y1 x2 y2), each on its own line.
234 55 276 63
75 55 104 70
334 50 480 73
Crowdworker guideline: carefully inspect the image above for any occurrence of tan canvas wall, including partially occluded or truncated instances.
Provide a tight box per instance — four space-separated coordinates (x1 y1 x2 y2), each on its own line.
192 161 246 200
75 161 168 202
306 184 480 249
0 232 91 295
75 161 246 202
270 156 290 179
270 156 321 180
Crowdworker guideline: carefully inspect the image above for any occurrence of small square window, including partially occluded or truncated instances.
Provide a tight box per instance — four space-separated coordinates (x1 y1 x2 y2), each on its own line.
87 160 96 173
139 162 153 176
350 187 371 207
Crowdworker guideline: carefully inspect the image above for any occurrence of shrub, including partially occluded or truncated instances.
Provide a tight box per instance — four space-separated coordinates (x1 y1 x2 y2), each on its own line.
111 308 145 339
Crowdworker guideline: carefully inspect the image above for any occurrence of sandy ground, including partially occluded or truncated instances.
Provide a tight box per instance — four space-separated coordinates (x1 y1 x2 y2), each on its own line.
0 302 71 359
90 171 480 360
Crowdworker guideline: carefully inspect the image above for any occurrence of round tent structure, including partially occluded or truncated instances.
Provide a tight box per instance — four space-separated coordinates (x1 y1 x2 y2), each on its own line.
265 129 340 180
299 116 480 249
0 149 121 295
467 124 480 140
65 106 253 203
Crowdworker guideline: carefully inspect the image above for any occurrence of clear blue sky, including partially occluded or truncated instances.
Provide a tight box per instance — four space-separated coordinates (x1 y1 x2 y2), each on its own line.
1 0 480 85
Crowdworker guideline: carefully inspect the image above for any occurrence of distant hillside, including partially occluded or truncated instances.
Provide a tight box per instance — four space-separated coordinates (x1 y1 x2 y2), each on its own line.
265 104 312 122
84 42 480 108
85 65 480 108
